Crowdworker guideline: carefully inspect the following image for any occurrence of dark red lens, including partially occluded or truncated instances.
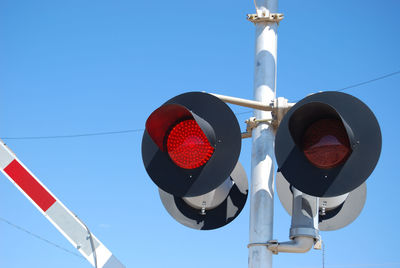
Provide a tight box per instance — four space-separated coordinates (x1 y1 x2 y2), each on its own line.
167 119 214 169
302 119 351 169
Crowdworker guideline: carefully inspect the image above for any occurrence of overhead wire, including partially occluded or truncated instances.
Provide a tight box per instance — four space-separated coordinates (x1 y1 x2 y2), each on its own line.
0 216 85 260
291 69 400 102
1 69 399 141
335 70 400 92
0 111 251 140
1 129 144 140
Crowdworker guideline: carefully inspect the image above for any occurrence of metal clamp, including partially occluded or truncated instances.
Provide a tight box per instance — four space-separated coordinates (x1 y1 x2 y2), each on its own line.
313 235 322 250
242 117 273 139
247 240 280 254
265 240 279 254
247 13 284 24
247 240 276 248
246 117 273 129
271 97 291 129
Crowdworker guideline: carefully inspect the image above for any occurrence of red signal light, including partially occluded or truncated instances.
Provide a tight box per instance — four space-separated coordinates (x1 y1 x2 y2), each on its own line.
167 119 215 169
302 119 351 169
142 92 242 197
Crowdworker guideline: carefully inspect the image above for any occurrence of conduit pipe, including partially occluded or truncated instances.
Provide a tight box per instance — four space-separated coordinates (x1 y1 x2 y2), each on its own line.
267 187 319 254
267 236 315 254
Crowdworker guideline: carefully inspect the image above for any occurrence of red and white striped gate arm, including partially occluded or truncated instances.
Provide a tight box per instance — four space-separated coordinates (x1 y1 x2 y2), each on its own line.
0 140 125 268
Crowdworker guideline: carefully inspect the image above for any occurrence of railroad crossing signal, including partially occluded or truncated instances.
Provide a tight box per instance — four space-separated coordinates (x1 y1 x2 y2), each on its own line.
141 90 382 235
275 91 382 197
273 91 381 237
141 92 248 229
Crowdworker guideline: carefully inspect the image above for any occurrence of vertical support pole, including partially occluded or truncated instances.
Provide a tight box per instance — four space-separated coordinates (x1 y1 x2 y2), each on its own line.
248 0 278 268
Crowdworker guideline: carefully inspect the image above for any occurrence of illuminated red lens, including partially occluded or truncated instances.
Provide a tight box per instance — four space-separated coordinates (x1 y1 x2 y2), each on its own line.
167 119 214 169
302 119 351 169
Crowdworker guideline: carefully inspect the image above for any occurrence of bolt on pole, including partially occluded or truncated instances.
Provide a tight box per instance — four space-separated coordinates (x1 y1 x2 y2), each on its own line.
248 0 278 267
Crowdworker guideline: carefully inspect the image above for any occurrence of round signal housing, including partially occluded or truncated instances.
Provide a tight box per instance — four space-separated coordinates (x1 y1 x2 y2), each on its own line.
276 171 367 231
142 92 242 197
166 119 214 169
275 91 382 197
302 118 351 169
159 161 248 230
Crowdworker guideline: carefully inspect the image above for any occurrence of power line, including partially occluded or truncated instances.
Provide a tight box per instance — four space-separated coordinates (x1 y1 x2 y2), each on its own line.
1 69 399 141
292 69 400 102
233 69 400 106
1 129 144 140
335 70 400 92
0 216 85 260
0 112 252 141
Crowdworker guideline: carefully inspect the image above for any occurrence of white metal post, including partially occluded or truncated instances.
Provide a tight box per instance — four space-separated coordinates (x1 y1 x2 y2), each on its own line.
248 0 278 267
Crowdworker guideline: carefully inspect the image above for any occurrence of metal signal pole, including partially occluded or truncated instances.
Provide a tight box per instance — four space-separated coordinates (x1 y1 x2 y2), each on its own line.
248 0 279 267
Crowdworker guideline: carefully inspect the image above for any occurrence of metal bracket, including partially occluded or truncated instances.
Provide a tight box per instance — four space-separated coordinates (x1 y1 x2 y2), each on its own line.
247 13 284 24
247 240 279 254
247 117 273 130
247 237 321 254
241 97 292 138
242 117 273 139
241 132 252 139
208 93 294 138
266 240 279 255
247 240 276 248
271 97 292 129
313 235 322 250
200 201 206 215
319 200 327 216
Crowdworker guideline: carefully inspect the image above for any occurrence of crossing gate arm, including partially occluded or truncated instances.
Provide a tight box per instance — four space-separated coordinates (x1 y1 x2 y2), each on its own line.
0 141 125 268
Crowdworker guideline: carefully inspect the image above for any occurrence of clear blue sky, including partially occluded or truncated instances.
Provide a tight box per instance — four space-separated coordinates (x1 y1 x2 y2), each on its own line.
1 1 399 267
